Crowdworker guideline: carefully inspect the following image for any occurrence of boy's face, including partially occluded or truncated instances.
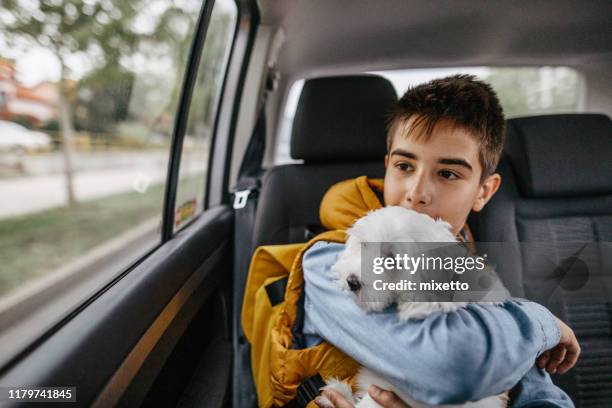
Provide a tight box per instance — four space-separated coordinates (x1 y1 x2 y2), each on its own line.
383 118 501 236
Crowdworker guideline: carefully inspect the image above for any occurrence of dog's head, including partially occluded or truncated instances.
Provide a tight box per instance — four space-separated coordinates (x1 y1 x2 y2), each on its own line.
347 206 456 244
332 206 457 310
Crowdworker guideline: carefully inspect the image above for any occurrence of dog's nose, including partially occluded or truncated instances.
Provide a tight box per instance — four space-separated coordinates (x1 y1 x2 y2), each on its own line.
347 275 362 292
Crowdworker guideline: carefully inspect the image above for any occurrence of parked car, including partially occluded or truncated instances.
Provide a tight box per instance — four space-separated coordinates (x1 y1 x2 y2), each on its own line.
0 120 51 152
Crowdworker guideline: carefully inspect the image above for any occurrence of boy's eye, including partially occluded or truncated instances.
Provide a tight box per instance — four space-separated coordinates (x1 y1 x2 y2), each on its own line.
396 163 412 171
439 169 459 180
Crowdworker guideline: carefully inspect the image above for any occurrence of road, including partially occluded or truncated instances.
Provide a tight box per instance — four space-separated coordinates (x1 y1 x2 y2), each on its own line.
0 167 167 218
0 150 206 218
0 149 208 219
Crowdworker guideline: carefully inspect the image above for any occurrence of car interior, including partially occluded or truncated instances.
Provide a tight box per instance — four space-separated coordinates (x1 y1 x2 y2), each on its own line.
0 1 610 407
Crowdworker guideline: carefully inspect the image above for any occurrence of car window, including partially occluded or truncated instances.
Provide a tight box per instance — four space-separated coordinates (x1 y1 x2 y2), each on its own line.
0 0 212 355
275 66 585 164
173 0 237 232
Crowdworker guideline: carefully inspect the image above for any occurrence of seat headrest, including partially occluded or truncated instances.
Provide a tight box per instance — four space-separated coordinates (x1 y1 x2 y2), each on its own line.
505 114 612 198
290 75 398 162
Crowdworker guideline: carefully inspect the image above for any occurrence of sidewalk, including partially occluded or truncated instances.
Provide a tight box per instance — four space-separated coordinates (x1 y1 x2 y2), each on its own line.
0 167 167 218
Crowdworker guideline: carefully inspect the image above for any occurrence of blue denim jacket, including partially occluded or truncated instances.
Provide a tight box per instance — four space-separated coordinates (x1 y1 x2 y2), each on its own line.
302 241 574 407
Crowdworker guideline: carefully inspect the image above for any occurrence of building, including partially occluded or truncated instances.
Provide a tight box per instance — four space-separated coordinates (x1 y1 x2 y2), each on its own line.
0 58 58 126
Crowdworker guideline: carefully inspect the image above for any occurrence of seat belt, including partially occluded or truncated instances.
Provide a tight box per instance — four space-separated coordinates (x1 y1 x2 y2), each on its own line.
231 67 278 408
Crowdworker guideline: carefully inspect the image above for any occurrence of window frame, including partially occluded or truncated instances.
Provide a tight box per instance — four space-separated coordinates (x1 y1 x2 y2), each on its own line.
171 0 240 233
0 0 252 388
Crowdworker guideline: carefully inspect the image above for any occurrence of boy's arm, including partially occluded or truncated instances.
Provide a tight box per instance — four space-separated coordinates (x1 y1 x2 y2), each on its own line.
302 241 561 405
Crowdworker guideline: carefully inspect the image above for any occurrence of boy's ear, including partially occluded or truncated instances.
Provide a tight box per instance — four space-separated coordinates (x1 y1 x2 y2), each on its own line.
472 173 501 212
384 154 389 169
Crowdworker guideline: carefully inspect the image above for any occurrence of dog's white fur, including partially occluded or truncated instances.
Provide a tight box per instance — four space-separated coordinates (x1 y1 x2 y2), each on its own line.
320 206 508 408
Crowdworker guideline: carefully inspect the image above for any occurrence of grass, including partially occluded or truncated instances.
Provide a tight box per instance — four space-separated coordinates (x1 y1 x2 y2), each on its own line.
0 182 165 297
0 169 207 297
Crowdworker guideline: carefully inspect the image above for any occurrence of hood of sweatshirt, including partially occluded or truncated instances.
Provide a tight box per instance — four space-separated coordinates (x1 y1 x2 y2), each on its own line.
319 175 384 231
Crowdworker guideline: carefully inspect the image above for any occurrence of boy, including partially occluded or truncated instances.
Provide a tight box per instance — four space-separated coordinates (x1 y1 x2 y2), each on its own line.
301 75 579 407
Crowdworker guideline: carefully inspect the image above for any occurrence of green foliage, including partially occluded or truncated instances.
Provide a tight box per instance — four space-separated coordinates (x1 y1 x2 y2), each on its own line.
186 9 234 136
486 67 581 118
11 115 35 129
75 66 134 132
1 0 200 134
40 119 60 131
0 181 166 296
3 0 142 67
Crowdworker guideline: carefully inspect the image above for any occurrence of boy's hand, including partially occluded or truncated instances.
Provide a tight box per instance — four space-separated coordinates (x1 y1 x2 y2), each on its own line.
315 386 410 408
537 316 581 375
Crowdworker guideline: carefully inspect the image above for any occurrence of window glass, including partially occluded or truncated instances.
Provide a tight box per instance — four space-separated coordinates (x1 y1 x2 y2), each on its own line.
0 0 204 334
174 0 237 231
275 66 585 164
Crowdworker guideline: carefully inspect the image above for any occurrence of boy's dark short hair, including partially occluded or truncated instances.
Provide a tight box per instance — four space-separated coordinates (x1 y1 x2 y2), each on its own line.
386 74 505 182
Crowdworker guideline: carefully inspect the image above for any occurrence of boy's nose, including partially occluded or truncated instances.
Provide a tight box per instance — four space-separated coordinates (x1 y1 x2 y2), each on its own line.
406 175 432 207
407 192 430 206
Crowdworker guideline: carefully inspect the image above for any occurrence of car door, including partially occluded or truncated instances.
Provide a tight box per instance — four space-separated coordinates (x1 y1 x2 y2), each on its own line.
0 0 255 406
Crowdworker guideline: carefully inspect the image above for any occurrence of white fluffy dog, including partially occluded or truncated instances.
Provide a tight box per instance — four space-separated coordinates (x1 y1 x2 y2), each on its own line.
320 206 509 408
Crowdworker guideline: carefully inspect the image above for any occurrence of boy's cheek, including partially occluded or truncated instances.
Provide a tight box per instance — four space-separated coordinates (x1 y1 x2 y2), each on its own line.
439 200 473 235
382 176 400 205
383 186 405 207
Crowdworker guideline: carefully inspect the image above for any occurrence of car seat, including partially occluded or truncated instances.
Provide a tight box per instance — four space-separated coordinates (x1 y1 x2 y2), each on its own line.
234 75 398 408
468 114 612 407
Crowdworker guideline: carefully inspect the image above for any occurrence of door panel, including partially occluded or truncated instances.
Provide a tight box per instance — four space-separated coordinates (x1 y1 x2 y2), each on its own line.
0 205 233 407
0 0 257 406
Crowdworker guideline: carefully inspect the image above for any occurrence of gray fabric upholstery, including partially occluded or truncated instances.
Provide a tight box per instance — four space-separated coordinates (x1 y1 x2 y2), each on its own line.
290 75 397 162
253 75 396 248
505 114 612 198
469 114 612 407
253 162 385 247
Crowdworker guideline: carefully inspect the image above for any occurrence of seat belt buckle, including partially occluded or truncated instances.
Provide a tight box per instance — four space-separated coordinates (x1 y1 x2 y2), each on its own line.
295 374 326 407
233 189 251 209
231 178 260 209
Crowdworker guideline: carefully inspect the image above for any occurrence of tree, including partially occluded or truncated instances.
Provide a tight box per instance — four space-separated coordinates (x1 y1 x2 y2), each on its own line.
185 10 234 136
148 5 196 133
75 65 134 134
2 0 229 205
2 0 143 206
